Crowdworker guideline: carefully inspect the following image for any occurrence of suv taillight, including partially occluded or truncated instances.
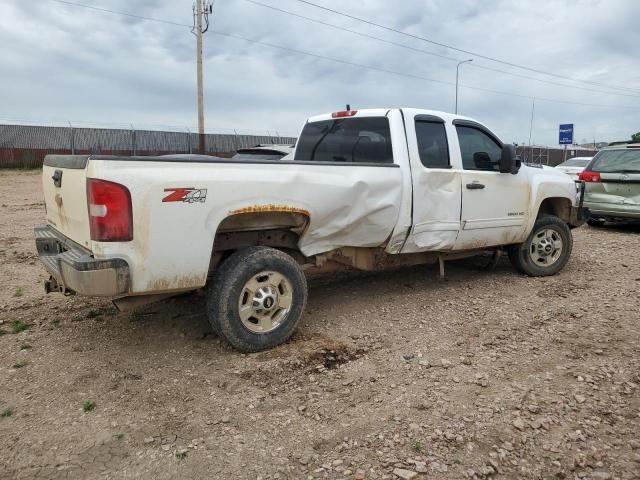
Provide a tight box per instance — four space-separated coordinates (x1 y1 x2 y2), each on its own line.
87 179 133 242
578 170 601 182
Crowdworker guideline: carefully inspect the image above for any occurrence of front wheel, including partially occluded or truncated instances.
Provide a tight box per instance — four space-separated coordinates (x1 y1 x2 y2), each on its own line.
508 215 573 277
206 247 307 352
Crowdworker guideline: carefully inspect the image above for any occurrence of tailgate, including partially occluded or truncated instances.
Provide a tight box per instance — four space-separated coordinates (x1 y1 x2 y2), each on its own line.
42 155 92 249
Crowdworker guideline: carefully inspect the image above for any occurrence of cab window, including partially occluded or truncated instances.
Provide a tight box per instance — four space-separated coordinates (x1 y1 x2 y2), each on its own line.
456 126 502 171
295 117 393 164
415 121 450 168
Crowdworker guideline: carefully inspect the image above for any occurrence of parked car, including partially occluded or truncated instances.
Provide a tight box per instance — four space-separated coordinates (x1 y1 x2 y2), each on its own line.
35 108 586 352
232 144 294 161
579 144 640 225
555 157 592 180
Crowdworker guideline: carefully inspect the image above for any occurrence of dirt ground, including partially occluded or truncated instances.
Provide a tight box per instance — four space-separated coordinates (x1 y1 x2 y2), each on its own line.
1 170 639 480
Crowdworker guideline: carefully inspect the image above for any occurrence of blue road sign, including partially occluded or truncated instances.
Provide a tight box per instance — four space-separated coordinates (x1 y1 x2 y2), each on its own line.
559 124 574 145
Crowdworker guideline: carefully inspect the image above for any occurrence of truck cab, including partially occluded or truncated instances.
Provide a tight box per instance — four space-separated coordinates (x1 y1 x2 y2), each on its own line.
295 108 582 254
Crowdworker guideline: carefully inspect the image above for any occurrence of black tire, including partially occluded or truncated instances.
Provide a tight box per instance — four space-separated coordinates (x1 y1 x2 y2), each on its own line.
206 246 307 352
508 215 573 277
587 218 606 227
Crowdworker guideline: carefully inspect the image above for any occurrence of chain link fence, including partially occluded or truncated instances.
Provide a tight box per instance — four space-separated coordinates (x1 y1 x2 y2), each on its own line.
0 124 296 168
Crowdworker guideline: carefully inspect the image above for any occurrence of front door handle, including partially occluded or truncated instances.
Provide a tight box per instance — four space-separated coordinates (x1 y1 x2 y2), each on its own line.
466 182 485 190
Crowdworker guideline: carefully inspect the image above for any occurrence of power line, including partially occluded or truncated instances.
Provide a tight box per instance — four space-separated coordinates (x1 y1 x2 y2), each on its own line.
290 0 640 95
45 0 640 109
244 0 640 100
49 0 191 27
210 30 640 109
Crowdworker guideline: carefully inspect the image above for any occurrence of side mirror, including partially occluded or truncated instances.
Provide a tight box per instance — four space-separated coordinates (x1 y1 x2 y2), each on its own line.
500 144 520 174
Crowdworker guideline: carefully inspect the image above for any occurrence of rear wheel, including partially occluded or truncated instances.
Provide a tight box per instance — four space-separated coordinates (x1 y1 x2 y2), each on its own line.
508 215 573 276
206 247 307 352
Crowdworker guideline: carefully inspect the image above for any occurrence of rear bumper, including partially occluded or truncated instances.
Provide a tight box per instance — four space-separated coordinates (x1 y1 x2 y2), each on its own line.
583 201 640 220
35 225 130 296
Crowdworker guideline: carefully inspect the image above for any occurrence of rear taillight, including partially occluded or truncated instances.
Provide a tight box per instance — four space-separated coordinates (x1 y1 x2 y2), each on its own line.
87 179 133 242
578 170 601 182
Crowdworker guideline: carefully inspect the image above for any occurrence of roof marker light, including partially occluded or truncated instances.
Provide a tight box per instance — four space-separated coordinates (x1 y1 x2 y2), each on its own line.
332 110 358 118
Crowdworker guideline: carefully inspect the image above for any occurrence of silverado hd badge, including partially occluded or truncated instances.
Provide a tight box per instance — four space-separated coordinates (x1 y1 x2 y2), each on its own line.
162 188 208 203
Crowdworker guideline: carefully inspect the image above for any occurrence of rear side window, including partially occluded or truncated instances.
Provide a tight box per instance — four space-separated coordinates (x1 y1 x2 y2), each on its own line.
456 125 502 171
295 117 393 164
415 121 450 168
589 149 640 173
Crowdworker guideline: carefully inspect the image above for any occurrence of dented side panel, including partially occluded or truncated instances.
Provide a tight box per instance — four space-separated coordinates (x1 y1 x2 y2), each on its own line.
87 160 403 294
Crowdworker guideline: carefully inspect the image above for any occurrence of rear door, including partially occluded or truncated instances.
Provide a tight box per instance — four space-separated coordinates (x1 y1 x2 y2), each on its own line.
42 155 92 249
401 112 462 252
453 122 530 250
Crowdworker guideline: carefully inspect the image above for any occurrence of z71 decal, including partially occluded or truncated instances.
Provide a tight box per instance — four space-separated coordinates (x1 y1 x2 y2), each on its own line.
162 188 208 203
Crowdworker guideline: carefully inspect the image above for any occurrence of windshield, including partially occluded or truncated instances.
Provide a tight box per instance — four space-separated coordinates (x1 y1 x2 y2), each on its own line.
590 149 640 173
558 158 590 167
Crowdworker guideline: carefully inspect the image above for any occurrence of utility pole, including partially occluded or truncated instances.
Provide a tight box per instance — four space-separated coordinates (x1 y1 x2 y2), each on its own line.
455 59 473 114
528 97 536 164
192 1 214 154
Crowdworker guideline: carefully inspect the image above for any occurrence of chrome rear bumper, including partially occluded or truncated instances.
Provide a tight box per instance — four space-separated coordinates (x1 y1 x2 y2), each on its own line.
35 225 129 297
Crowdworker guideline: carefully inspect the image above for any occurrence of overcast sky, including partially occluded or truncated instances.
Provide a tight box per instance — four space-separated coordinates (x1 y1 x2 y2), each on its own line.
1 0 639 144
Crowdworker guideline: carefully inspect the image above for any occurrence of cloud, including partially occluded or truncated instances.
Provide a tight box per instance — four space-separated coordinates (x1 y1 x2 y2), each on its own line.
0 0 638 143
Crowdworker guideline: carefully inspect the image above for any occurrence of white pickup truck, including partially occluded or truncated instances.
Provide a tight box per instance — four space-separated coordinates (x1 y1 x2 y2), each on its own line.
36 108 586 351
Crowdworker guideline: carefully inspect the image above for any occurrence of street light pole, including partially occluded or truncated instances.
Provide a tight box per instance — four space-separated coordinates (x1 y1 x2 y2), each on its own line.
455 59 473 114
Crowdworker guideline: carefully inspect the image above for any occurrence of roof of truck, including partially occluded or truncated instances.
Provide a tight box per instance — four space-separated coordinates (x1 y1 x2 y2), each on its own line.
306 108 478 125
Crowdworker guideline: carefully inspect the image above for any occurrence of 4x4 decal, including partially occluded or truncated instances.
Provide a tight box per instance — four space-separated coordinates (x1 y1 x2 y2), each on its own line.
162 188 207 203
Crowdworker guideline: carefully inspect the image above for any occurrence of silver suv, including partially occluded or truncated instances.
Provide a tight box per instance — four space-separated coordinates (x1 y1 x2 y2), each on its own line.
579 144 640 225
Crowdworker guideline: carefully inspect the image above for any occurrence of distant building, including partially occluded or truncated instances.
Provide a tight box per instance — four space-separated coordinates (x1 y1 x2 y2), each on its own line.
516 144 597 166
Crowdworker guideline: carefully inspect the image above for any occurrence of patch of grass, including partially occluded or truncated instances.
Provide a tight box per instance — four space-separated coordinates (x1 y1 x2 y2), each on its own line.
114 433 125 440
175 450 187 460
411 441 423 453
13 288 24 298
11 320 28 334
51 319 60 328
12 360 28 369
454 457 462 465
82 400 96 412
1 408 13 418
128 311 143 323
85 309 101 319
0 329 7 336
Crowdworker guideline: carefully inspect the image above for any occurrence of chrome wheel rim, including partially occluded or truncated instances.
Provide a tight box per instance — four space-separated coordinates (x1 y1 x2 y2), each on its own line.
238 271 293 334
529 228 563 267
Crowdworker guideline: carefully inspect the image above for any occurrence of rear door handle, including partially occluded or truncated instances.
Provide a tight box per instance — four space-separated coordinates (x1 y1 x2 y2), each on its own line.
466 182 485 190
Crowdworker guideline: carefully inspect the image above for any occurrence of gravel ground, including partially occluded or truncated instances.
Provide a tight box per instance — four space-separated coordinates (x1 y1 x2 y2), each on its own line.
1 170 639 480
